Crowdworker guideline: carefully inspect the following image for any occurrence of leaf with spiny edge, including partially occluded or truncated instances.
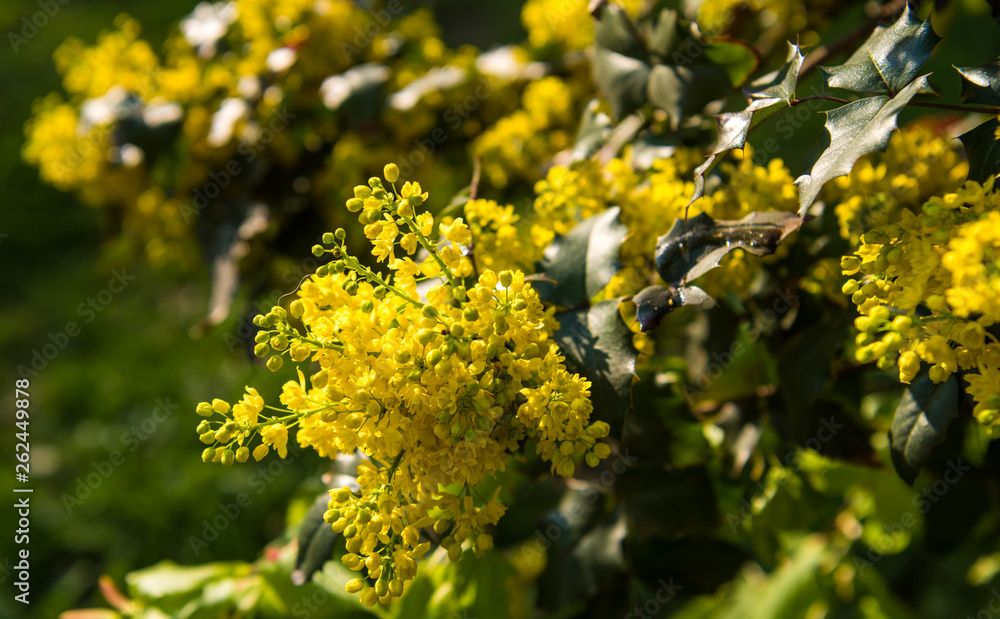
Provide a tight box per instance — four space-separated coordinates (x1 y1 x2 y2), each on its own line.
534 207 629 309
688 43 804 208
955 59 1000 106
795 75 929 214
592 5 757 124
958 117 1000 183
632 284 714 332
712 42 804 155
654 211 802 285
821 5 940 95
555 299 638 433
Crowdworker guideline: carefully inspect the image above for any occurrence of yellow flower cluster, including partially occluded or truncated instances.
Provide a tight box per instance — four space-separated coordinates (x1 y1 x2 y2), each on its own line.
842 178 1000 429
824 127 969 244
21 2 531 268
194 164 611 606
473 76 580 188
520 0 643 51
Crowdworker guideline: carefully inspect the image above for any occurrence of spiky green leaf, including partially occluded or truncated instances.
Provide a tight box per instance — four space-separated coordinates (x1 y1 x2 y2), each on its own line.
654 211 801 285
821 5 940 95
795 75 929 213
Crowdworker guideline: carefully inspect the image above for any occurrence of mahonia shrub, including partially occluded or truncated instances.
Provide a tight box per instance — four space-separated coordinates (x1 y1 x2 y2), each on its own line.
843 177 1000 431
194 164 611 606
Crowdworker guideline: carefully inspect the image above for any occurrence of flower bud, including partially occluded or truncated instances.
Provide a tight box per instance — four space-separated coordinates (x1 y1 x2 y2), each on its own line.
384 163 399 183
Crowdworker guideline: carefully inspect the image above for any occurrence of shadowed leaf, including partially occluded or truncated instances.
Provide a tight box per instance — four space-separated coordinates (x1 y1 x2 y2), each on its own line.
654 211 801 285
795 76 929 213
956 60 1000 106
633 284 714 332
959 118 1000 183
555 299 637 431
593 46 652 119
535 207 629 308
890 371 959 485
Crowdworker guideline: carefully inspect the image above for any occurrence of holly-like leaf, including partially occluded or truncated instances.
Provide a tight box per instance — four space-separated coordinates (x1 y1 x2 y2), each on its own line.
959 117 1000 183
535 207 629 308
569 98 615 162
593 46 652 119
955 60 1000 106
592 6 756 124
890 371 959 485
647 63 731 130
712 42 804 155
689 153 720 209
555 299 637 431
795 75 929 213
821 5 940 95
689 44 803 206
632 284 714 332
654 211 801 285
594 1 646 59
592 3 650 119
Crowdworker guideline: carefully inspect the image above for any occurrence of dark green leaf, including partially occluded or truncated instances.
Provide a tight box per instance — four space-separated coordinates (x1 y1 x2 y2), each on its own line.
292 454 363 584
569 98 615 162
535 207 629 308
632 284 714 332
711 42 804 155
292 494 339 586
593 46 651 119
647 8 680 59
959 117 1000 183
821 5 940 95
955 60 1000 106
555 299 637 431
890 371 959 485
688 152 719 208
647 63 731 130
654 211 801 285
594 2 645 59
795 76 929 213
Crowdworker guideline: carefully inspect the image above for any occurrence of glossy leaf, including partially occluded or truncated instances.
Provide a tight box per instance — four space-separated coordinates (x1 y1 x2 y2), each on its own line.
890 371 959 485
959 117 1000 183
632 284 714 332
711 42 804 155
795 76 929 213
654 211 801 285
555 299 637 431
535 207 629 309
955 60 1000 106
821 5 940 95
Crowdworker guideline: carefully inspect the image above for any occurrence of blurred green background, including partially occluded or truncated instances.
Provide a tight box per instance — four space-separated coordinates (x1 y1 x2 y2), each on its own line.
0 1 528 617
